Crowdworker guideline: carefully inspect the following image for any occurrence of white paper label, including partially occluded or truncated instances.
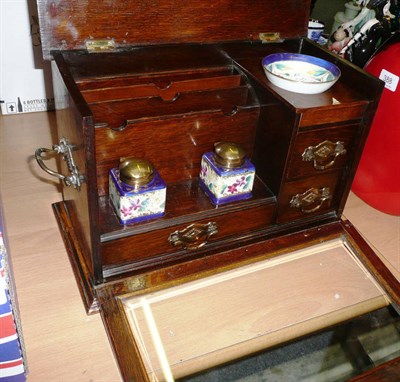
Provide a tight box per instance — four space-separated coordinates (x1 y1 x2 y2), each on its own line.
379 69 399 92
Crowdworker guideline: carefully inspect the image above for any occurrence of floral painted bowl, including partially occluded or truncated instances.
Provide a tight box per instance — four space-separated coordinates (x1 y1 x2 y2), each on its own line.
262 53 341 94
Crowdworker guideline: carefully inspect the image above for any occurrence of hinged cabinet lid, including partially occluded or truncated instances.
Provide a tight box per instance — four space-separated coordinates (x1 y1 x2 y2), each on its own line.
36 0 310 59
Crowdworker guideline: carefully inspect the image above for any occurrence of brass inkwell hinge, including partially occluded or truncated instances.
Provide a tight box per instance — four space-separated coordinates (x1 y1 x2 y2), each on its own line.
259 32 282 43
35 137 85 191
85 39 116 52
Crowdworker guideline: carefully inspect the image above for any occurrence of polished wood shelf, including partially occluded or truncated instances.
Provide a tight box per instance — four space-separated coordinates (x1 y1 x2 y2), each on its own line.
99 176 275 240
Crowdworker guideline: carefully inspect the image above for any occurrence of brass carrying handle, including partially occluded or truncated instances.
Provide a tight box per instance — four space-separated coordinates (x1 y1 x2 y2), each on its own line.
35 138 85 190
302 140 346 170
168 222 218 250
290 187 331 214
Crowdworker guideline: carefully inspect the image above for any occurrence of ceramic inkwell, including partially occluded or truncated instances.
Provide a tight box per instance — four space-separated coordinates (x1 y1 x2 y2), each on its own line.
199 142 255 205
109 157 166 224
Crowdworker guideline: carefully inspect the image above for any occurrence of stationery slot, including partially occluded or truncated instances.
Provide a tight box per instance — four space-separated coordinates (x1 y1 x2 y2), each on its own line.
88 86 252 130
76 67 237 91
80 74 244 103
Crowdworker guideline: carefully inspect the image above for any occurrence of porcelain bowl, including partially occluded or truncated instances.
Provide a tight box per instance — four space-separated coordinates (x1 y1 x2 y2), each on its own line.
262 53 341 94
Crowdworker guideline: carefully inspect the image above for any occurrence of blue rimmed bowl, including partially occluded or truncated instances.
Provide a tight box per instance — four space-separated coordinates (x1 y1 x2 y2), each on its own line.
262 53 341 94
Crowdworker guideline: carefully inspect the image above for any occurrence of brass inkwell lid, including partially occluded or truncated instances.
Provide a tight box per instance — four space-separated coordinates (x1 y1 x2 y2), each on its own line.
214 142 246 169
119 157 154 188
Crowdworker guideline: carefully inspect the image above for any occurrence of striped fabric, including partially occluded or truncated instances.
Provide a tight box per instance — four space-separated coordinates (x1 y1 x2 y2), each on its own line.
0 224 26 382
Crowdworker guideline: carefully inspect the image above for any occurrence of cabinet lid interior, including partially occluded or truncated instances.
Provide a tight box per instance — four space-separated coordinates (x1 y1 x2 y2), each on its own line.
36 0 310 59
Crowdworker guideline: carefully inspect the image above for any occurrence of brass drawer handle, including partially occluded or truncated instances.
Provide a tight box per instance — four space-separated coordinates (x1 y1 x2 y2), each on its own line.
302 140 346 170
35 137 85 191
290 187 331 214
168 222 218 250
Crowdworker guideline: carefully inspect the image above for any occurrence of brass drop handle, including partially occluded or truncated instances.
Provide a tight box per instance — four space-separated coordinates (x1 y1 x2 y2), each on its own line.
290 187 331 214
302 140 346 170
35 137 85 190
168 222 218 250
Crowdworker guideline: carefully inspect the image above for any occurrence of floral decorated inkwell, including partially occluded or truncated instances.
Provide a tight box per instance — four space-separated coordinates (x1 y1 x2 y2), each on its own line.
199 142 256 206
109 157 166 224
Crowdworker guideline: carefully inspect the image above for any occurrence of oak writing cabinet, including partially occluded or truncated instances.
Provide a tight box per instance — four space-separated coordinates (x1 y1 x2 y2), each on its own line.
34 1 400 380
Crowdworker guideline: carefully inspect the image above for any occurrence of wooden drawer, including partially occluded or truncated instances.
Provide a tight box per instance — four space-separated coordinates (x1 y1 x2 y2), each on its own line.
277 171 342 224
287 124 359 180
299 102 368 127
100 199 276 276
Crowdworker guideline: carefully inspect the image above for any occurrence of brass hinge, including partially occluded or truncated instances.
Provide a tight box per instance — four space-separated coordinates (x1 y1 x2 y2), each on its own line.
85 39 116 52
259 32 282 43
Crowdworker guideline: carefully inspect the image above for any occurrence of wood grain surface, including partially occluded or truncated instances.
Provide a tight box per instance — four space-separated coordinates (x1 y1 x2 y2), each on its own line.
36 0 309 59
0 111 399 381
0 112 120 382
123 241 387 380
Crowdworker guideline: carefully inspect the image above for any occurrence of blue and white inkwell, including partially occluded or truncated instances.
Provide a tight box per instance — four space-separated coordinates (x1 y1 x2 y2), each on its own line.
199 142 255 205
109 157 166 224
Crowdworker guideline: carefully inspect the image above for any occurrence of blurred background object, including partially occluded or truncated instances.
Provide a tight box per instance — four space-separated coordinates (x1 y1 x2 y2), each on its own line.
352 32 400 216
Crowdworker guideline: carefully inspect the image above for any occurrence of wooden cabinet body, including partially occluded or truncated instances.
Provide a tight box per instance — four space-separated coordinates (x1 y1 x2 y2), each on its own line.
48 40 382 297
35 0 400 380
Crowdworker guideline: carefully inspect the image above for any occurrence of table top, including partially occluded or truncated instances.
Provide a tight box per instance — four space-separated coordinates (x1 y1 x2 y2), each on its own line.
0 111 399 382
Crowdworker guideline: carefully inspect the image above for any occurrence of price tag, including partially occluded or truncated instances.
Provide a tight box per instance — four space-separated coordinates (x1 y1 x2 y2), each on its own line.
379 69 399 92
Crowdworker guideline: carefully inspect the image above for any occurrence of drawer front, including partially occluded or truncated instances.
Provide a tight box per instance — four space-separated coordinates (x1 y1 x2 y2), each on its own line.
299 103 368 127
287 124 359 180
277 172 342 224
101 203 275 272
